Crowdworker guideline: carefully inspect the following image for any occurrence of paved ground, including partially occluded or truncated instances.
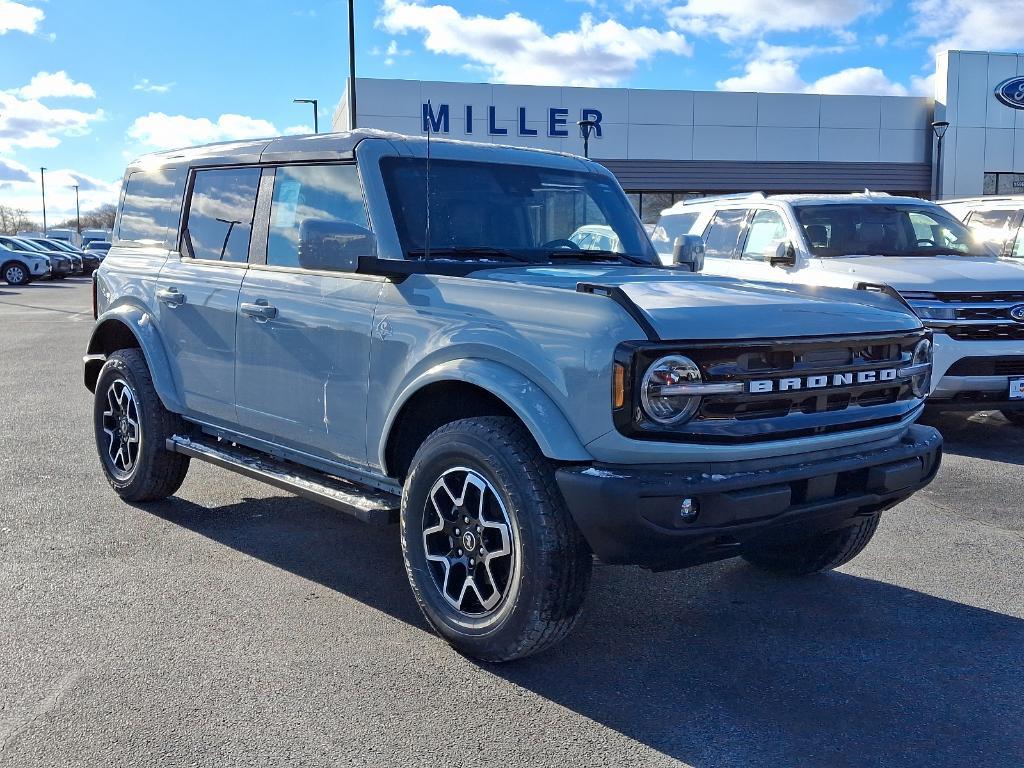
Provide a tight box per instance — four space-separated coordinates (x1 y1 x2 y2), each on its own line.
1 279 1022 768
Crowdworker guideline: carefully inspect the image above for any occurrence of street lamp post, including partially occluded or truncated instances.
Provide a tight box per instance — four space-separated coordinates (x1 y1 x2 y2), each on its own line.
348 0 357 130
931 120 950 200
293 98 319 133
577 119 598 159
72 184 81 236
40 167 48 235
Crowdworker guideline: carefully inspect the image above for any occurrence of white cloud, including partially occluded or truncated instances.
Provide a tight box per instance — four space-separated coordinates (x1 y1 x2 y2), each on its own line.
874 33 889 46
0 92 104 153
913 0 1024 52
133 78 175 94
126 112 279 150
377 1 691 87
718 45 921 96
13 71 95 99
0 165 120 223
283 124 313 135
0 1 44 35
666 0 878 41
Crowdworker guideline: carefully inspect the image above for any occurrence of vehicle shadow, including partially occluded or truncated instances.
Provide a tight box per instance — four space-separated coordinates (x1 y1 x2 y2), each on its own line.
920 409 1024 465
145 493 1024 767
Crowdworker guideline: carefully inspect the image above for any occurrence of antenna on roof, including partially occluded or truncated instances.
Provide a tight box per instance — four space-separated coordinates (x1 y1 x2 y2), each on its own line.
424 100 432 262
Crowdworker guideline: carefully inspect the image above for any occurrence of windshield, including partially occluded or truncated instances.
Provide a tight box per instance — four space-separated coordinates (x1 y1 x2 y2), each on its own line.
13 238 48 253
380 157 659 265
793 203 989 257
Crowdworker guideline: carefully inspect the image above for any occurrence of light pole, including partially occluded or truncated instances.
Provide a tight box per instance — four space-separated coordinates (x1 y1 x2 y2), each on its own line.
931 120 949 200
72 184 81 236
347 0 357 130
293 98 319 133
577 119 598 159
40 167 48 235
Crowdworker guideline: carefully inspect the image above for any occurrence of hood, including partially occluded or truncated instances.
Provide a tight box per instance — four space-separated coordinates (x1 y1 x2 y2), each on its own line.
474 266 921 340
811 254 1024 293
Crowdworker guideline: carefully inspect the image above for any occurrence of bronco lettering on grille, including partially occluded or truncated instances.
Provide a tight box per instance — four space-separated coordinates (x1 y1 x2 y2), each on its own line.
748 368 899 393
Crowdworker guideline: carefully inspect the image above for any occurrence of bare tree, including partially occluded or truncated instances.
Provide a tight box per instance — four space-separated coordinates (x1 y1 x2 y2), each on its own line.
0 204 40 235
54 203 117 231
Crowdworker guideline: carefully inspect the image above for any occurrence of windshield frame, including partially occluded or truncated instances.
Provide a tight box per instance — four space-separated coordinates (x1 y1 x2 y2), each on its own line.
793 201 990 259
378 155 660 267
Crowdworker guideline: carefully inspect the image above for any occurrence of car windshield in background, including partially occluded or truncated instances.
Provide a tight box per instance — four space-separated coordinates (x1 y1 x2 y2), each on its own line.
380 157 658 265
794 204 989 258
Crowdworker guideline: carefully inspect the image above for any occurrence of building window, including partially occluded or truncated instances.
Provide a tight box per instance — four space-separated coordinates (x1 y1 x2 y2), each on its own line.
983 172 1024 195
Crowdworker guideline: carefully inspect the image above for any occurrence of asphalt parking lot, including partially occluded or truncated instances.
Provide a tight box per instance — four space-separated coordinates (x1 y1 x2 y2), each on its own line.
1 279 1022 768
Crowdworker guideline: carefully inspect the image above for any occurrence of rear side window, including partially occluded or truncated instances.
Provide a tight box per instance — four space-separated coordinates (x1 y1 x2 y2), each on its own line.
703 209 748 258
183 167 261 263
116 168 186 247
267 164 366 268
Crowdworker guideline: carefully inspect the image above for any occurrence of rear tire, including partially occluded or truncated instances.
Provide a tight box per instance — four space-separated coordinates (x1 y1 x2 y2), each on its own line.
742 513 880 576
1001 410 1024 427
400 416 592 662
93 349 190 502
2 262 29 286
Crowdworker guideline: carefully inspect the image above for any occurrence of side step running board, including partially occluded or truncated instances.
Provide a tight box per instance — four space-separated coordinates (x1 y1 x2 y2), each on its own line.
166 435 400 525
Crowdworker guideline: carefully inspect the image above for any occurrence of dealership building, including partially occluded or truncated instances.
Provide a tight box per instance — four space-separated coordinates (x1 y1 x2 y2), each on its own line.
334 49 1024 222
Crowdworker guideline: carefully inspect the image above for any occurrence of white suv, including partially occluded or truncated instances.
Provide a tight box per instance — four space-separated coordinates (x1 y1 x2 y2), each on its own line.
658 192 1024 422
942 196 1024 261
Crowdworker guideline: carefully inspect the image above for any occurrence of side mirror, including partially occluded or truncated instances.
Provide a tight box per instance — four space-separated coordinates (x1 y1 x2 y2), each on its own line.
672 234 705 272
298 219 376 272
768 241 797 267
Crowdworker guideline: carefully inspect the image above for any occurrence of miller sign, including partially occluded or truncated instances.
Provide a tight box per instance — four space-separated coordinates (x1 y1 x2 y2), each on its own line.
422 103 603 138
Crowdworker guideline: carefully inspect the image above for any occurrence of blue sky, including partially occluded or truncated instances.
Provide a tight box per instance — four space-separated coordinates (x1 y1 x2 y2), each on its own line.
1 0 1021 221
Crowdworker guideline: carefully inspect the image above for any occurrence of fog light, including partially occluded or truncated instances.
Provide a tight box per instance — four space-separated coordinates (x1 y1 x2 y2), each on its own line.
680 497 699 522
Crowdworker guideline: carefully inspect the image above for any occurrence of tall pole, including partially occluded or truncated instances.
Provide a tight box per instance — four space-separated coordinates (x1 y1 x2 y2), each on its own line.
935 134 944 200
40 167 47 235
73 184 81 235
293 99 319 133
577 119 597 159
348 0 357 130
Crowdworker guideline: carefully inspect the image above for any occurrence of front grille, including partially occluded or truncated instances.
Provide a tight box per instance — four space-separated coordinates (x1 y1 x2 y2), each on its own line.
616 331 927 445
932 291 1024 304
945 324 1024 342
945 356 1024 376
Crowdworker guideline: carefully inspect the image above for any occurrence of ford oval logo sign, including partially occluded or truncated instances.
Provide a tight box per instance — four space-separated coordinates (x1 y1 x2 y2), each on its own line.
1010 304 1024 322
994 77 1024 110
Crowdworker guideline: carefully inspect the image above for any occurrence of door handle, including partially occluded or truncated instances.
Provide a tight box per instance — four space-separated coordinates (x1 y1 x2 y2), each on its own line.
156 288 186 306
240 301 278 321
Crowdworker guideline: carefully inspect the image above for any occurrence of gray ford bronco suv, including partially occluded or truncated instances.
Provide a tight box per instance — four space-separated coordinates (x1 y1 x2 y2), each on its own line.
86 131 941 661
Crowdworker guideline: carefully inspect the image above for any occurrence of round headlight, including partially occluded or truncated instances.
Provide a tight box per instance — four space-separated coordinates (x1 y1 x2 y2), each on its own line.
909 338 932 397
641 355 703 424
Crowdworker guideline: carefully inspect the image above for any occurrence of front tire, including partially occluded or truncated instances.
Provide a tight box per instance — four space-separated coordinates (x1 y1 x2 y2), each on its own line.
2 262 29 285
93 349 190 502
742 513 880 576
400 416 592 662
1001 410 1024 427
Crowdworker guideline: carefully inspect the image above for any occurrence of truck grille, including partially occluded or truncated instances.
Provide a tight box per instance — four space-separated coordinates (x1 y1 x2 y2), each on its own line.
617 331 927 444
901 291 1024 342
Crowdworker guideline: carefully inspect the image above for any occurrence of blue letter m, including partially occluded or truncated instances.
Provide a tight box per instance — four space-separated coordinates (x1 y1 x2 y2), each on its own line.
422 102 450 133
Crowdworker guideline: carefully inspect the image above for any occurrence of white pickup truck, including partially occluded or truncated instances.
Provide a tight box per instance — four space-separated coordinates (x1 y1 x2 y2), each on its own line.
657 192 1024 423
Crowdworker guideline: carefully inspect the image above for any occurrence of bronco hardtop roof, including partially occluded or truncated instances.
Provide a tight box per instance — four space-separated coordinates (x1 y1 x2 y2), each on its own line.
125 129 588 173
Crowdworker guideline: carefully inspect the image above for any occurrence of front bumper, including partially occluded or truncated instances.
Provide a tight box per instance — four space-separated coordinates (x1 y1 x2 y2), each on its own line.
556 424 941 571
930 333 1024 409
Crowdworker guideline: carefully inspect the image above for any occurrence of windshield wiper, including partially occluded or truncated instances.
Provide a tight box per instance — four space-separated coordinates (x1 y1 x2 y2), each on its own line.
547 249 651 266
407 246 532 263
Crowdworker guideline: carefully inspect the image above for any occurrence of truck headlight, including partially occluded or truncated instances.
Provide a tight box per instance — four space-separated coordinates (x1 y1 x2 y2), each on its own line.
640 355 703 424
909 338 932 397
912 304 956 321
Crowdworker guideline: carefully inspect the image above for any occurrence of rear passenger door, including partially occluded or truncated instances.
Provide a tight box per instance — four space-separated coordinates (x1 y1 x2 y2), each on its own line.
157 166 261 424
233 163 382 466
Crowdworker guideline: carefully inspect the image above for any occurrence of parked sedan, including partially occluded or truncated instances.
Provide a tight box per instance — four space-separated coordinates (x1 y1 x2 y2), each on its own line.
0 237 75 278
0 243 52 285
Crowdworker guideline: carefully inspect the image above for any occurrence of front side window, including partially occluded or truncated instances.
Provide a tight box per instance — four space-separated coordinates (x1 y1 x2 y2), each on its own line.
267 164 367 268
379 157 657 265
703 209 748 259
651 212 699 256
793 204 987 257
184 168 261 263
966 209 1016 247
741 209 788 261
117 168 186 247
